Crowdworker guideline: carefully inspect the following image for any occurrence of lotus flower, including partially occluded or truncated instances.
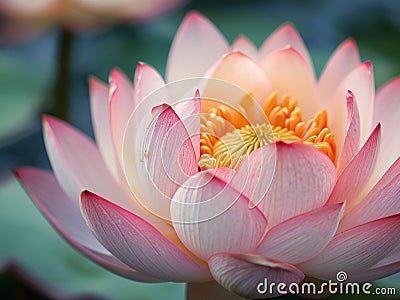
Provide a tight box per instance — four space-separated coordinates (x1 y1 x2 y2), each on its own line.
16 12 400 299
0 0 186 40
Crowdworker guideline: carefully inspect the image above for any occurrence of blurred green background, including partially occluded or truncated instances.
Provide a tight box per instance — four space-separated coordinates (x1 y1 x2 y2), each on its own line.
0 0 399 299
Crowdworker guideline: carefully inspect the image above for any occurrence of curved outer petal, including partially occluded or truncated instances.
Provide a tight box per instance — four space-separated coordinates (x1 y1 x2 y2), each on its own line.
339 156 400 232
81 191 211 282
327 124 380 212
336 91 360 173
108 68 135 166
259 47 317 120
374 242 400 268
202 51 273 125
317 38 361 108
173 89 201 160
123 69 172 222
42 115 172 234
208 253 304 299
212 167 236 183
370 77 400 185
15 167 161 283
130 61 170 167
256 203 345 265
232 35 258 61
328 62 374 152
299 214 400 281
186 281 248 300
43 115 131 209
166 11 229 85
138 104 198 220
89 76 119 180
133 62 166 108
231 142 337 228
171 171 268 261
259 23 314 75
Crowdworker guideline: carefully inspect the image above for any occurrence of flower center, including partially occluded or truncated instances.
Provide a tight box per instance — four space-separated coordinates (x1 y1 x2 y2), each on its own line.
198 91 337 170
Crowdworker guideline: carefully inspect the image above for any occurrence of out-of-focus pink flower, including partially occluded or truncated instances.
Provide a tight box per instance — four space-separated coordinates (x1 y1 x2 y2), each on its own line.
16 12 400 299
0 0 186 39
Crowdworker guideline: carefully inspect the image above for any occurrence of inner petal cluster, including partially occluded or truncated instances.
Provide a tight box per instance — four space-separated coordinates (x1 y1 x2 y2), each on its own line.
198 91 337 170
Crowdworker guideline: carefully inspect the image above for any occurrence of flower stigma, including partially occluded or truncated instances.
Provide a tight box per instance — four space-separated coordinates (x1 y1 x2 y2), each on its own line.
198 91 337 170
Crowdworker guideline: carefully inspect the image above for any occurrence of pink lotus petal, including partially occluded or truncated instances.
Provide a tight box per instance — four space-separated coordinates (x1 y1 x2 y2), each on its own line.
256 203 345 265
186 281 248 300
208 253 304 299
329 62 374 152
89 76 119 180
370 77 400 186
138 104 198 220
339 155 400 231
15 167 160 282
203 51 273 124
123 63 171 202
327 124 380 212
317 39 361 108
171 171 268 261
42 115 172 234
122 79 173 223
374 242 400 268
129 62 170 171
259 47 317 120
42 115 133 210
232 35 258 61
299 214 400 281
108 69 135 166
211 167 235 183
166 11 229 84
259 23 314 76
336 91 361 173
173 89 201 160
133 62 166 108
349 261 400 282
81 190 211 282
232 142 336 228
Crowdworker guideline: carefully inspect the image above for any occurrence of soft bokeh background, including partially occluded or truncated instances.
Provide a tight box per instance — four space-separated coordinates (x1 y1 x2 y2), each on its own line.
1 0 400 299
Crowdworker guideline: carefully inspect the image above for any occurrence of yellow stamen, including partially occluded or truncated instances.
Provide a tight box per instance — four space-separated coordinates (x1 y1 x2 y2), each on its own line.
210 124 299 169
199 92 337 169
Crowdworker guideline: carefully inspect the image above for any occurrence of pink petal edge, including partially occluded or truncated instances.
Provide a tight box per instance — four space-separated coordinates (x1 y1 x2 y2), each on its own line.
15 167 160 282
108 68 135 167
259 23 314 76
327 123 381 213
81 190 211 282
299 214 400 281
166 11 229 84
336 90 361 173
89 76 120 180
259 46 317 120
231 35 258 61
139 103 198 220
171 171 268 261
256 203 345 265
208 252 304 299
339 155 400 231
317 38 361 108
370 76 400 186
232 142 336 228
